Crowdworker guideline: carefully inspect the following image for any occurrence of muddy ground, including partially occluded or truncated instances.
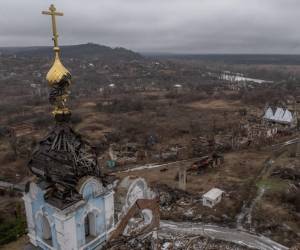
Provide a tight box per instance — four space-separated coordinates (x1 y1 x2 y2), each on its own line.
0 92 299 248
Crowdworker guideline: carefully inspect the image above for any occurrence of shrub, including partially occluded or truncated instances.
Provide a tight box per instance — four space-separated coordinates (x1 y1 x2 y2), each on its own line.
0 216 26 245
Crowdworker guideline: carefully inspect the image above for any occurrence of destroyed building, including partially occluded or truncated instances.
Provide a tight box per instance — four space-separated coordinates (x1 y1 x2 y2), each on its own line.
242 123 278 145
108 142 146 167
23 5 159 250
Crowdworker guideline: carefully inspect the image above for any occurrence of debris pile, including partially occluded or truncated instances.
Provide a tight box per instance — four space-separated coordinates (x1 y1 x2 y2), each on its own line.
105 232 157 250
160 233 251 250
108 142 146 166
189 154 224 173
191 137 214 157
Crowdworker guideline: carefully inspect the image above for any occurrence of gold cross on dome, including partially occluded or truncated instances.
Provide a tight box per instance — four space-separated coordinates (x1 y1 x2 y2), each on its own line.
42 4 64 48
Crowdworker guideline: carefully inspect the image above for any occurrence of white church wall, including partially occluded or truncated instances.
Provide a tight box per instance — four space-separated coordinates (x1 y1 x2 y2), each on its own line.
25 181 113 249
74 177 113 249
23 193 37 246
25 182 60 249
104 191 115 234
54 213 78 250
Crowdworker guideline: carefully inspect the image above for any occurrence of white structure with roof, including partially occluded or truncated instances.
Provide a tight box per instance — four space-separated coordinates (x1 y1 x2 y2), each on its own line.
202 188 224 208
263 107 297 128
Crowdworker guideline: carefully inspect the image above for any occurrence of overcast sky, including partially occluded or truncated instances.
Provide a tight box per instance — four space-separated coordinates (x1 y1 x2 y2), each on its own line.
0 0 300 54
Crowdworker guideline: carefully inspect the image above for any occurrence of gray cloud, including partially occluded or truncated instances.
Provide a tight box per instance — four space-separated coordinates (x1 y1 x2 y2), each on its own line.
0 0 300 53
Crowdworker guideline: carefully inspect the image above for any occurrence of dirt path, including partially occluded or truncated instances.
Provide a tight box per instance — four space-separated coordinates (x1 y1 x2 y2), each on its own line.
236 138 300 231
117 158 200 173
236 187 265 230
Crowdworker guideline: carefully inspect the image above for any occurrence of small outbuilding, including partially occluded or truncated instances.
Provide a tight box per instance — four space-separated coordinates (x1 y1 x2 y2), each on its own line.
202 188 224 208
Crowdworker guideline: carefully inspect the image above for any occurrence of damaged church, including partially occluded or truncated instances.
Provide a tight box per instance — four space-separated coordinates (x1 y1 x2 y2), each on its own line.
23 5 159 250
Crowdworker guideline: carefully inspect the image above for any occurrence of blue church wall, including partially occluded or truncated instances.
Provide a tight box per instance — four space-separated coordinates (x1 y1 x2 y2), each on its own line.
25 176 114 250
75 195 106 247
30 185 59 249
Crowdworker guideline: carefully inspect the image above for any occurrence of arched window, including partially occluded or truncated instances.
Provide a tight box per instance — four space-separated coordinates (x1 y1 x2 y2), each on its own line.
84 212 97 243
41 216 52 246
84 215 90 237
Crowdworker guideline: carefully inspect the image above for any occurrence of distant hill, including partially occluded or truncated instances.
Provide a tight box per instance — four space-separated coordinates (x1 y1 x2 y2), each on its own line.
147 53 300 65
0 43 143 61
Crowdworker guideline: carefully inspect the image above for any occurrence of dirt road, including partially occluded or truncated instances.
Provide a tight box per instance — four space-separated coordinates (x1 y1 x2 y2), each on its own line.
160 220 288 250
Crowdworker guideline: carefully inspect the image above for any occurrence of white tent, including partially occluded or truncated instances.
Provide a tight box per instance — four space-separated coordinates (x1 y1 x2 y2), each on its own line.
263 107 274 120
273 108 284 121
282 109 293 123
263 107 296 126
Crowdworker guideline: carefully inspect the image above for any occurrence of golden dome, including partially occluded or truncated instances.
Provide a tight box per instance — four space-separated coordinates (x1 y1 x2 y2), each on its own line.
46 48 71 85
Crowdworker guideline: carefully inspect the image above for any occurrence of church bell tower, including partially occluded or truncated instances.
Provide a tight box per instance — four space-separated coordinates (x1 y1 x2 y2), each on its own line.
23 5 115 250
